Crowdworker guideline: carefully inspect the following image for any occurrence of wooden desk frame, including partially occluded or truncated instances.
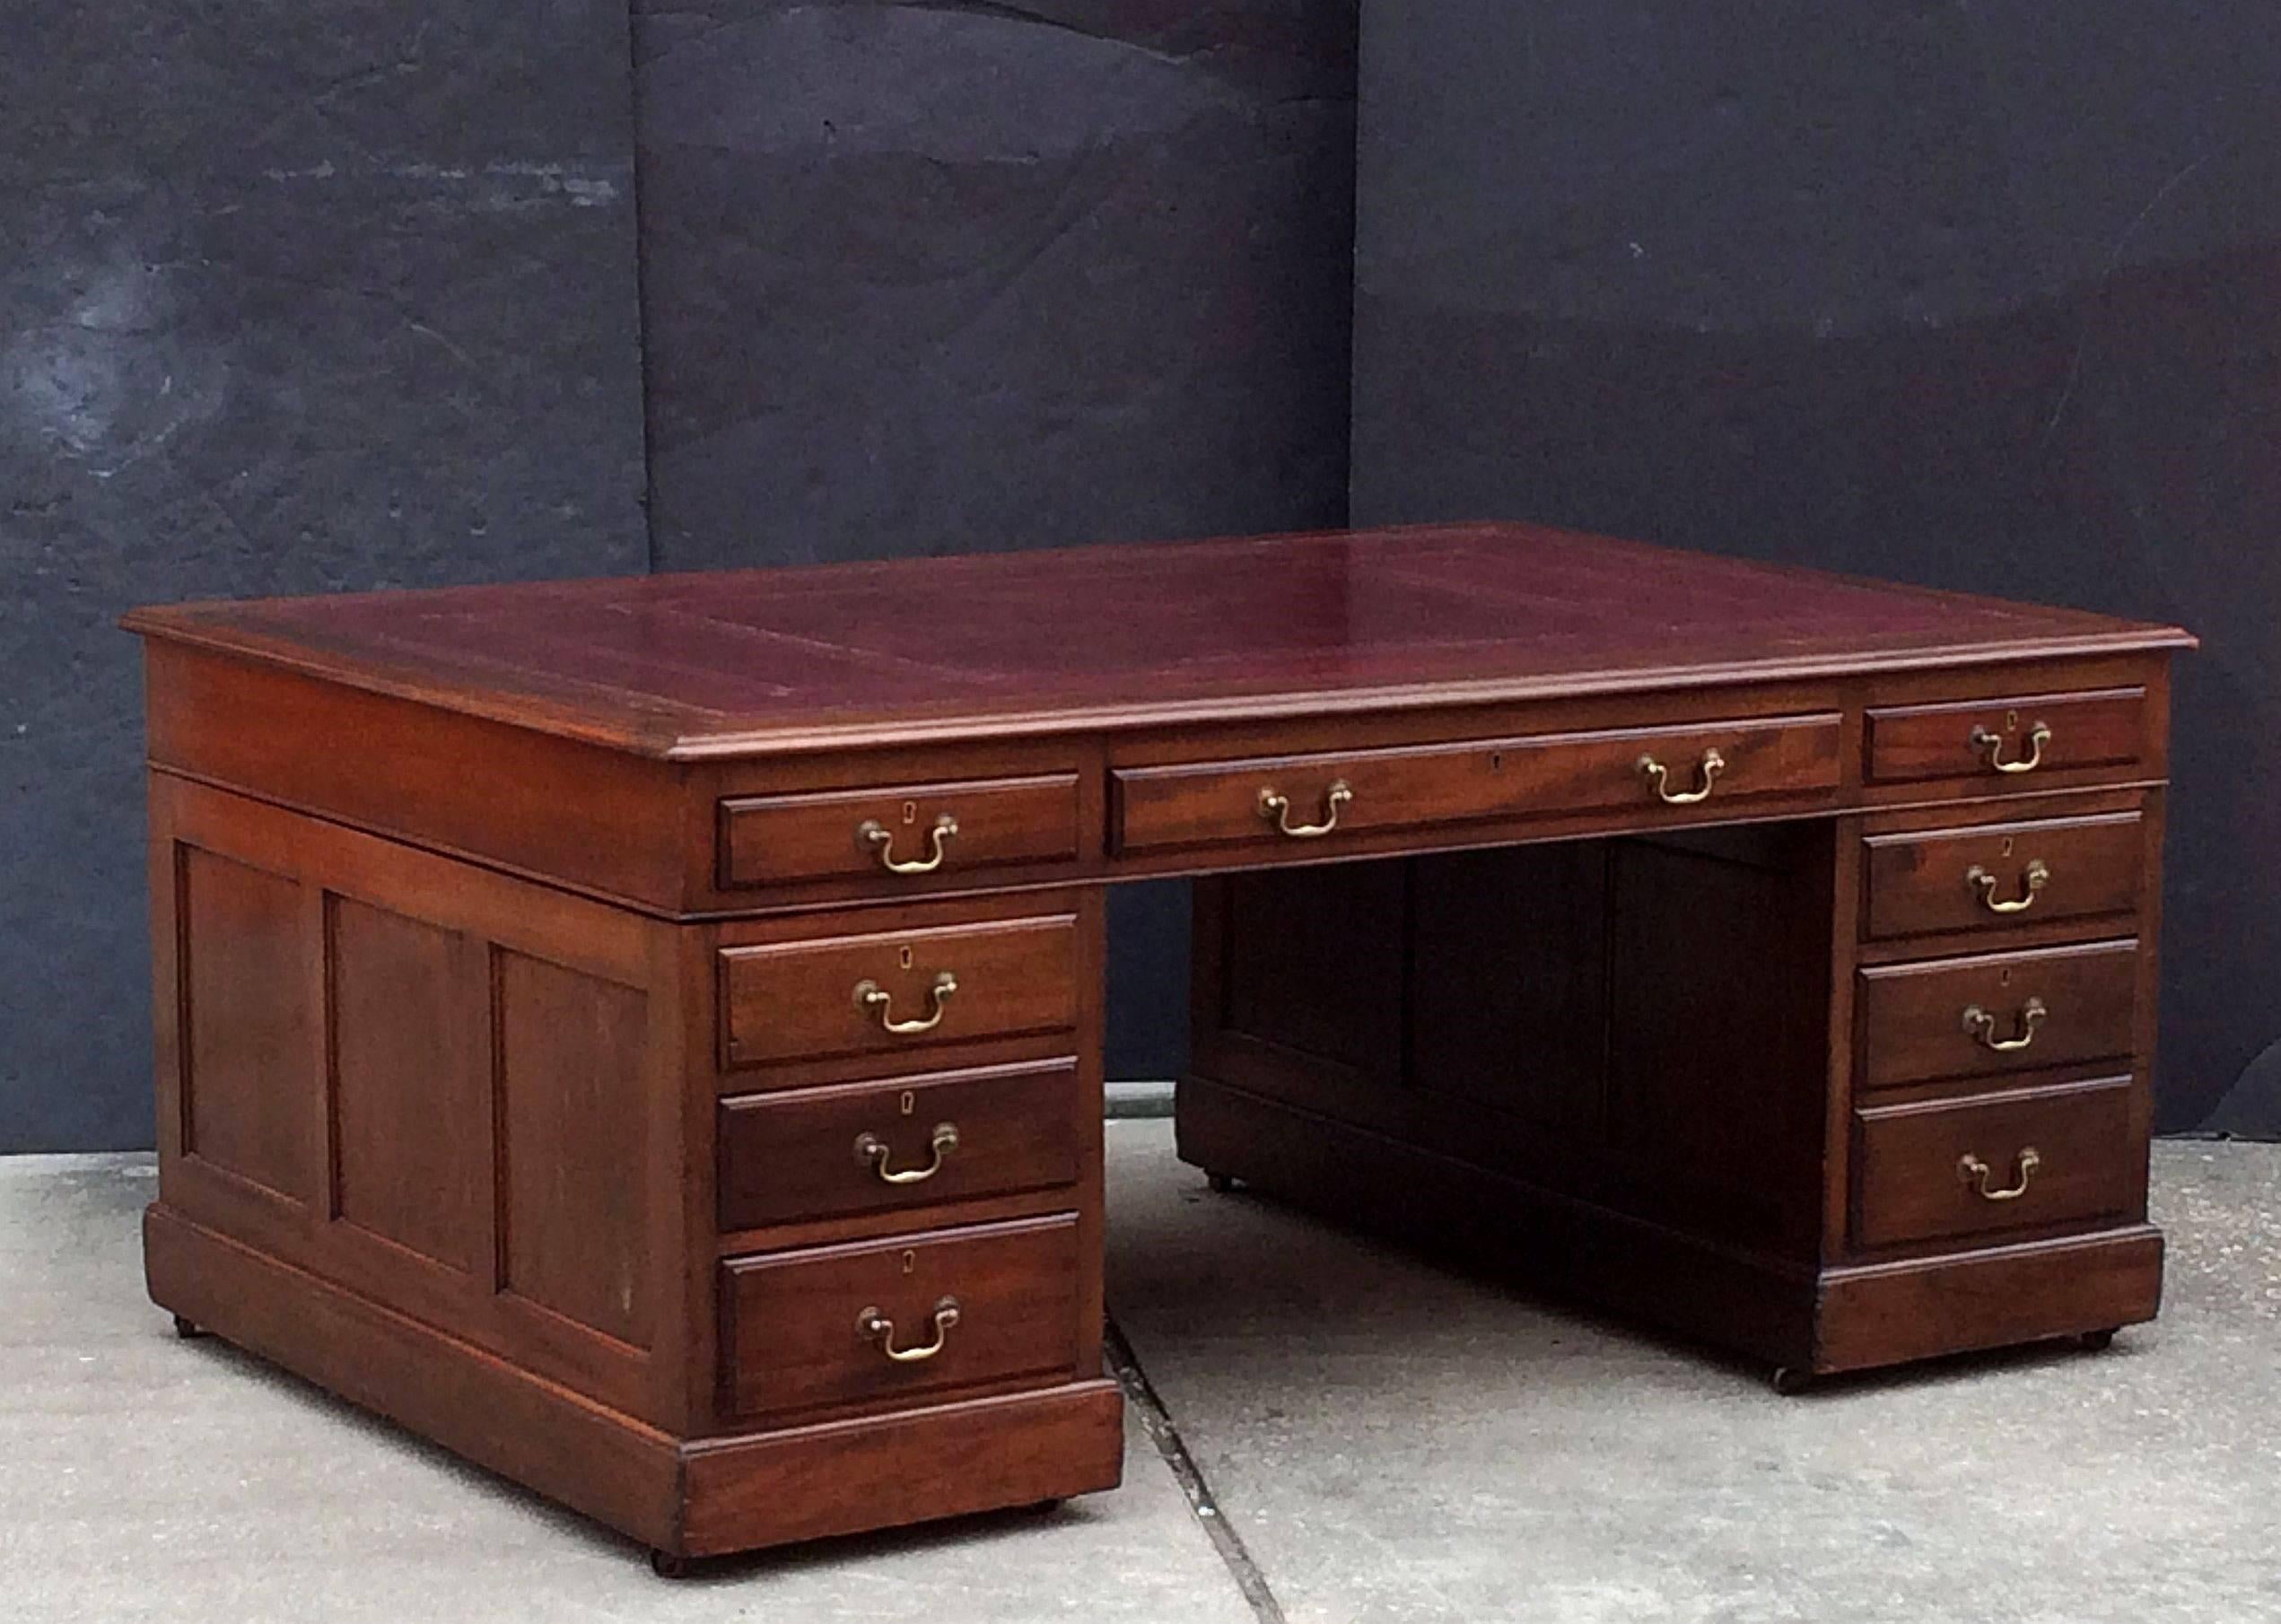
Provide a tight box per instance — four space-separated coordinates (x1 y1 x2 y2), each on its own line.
125 525 2191 1566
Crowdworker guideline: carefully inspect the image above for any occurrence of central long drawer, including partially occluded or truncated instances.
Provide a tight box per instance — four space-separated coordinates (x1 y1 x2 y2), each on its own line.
1112 712 1845 857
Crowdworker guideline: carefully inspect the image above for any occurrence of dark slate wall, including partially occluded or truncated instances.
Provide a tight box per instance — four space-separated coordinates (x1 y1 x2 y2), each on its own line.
0 4 649 1151
1350 0 2281 1134
632 0 1358 569
630 0 1363 1078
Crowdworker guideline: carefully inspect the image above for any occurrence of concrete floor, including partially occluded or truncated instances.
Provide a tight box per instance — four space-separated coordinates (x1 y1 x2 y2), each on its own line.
1 1131 2274 1622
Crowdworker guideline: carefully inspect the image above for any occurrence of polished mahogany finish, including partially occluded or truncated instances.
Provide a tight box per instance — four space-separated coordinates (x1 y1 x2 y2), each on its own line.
715 1060 1082 1230
715 910 1082 1070
1854 940 2143 1090
1110 712 1843 856
718 773 1082 890
1861 811 2146 942
1850 1076 2137 1251
128 522 2191 1564
719 1214 1085 1419
1863 687 2148 784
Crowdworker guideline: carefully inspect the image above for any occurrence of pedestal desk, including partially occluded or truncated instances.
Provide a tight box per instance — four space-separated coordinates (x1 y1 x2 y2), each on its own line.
126 523 2194 1567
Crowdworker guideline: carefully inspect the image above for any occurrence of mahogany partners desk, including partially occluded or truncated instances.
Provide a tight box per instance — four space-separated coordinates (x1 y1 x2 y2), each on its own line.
126 523 2193 1568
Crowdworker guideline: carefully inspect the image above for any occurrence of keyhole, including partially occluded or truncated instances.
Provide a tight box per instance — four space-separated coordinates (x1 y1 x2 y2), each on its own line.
2001 835 2015 858
2000 968 2014 987
902 799 918 825
901 1250 916 1276
2005 709 2020 731
1489 750 1504 772
898 945 914 971
900 1090 915 1117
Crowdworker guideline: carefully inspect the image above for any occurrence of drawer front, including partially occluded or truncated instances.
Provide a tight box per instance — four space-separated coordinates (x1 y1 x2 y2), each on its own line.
1853 1076 2137 1249
719 913 1079 1070
718 1061 1081 1230
1863 811 2145 941
1114 712 1843 856
1857 939 2139 1089
720 1215 1081 1417
718 774 1080 890
1864 688 2145 785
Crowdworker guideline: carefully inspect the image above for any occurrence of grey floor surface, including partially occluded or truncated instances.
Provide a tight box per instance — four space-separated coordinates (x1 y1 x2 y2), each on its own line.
1 1129 2274 1622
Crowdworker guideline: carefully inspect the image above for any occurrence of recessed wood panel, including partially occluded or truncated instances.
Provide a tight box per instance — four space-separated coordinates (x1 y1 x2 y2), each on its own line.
1219 860 1406 1083
329 897 483 1273
180 848 316 1205
498 951 651 1349
1409 844 1608 1130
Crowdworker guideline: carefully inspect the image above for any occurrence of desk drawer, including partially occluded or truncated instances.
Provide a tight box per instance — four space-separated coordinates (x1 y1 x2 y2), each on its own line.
1863 812 2145 941
1864 688 2145 785
718 774 1080 891
1113 712 1843 856
1852 1077 2137 1250
720 1215 1082 1418
718 1061 1081 1231
1857 940 2139 1090
719 913 1079 1070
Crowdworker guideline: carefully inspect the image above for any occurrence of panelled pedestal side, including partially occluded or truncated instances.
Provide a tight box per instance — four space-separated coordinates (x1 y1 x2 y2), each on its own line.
143 769 1123 1561
1177 665 2175 1379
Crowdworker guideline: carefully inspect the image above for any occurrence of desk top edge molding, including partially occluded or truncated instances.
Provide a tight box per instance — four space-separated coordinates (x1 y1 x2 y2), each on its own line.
122 522 2197 763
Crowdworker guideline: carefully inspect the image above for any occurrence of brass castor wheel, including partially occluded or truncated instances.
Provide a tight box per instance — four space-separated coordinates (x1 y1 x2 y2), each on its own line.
1770 1366 1814 1396
171 1314 206 1340
1206 1173 1239 1194
2077 1328 2119 1351
650 1549 695 1579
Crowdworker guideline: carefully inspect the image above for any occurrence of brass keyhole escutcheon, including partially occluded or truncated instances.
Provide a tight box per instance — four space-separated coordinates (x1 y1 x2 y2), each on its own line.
898 945 914 971
899 1089 916 1117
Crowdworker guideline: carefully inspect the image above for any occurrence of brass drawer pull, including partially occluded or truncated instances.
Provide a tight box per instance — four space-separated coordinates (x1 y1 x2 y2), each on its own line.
1962 996 2048 1052
857 814 958 875
1637 747 1725 806
1258 779 1353 839
1957 1147 2041 1201
856 1297 961 1363
1965 859 2052 914
853 1122 959 1185
1970 720 2051 774
852 972 958 1035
